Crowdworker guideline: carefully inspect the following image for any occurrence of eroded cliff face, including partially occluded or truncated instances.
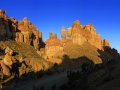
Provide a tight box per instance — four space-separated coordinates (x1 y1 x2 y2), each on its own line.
0 10 42 50
65 20 110 50
44 20 110 59
0 10 16 40
0 9 112 64
45 32 64 58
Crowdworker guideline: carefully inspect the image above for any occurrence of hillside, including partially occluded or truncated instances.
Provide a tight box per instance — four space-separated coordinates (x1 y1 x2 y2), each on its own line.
64 42 110 64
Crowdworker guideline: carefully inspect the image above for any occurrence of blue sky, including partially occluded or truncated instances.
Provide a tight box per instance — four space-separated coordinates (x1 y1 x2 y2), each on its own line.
0 0 120 52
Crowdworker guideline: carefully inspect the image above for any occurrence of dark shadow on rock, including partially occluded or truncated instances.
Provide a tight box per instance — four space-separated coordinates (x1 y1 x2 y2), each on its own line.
60 55 94 71
1 47 120 90
97 46 120 64
0 17 46 51
103 46 119 57
0 48 5 56
0 18 16 41
12 52 18 56
58 49 120 90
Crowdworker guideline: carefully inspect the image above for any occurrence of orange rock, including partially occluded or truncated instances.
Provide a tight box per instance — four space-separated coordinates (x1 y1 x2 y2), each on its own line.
39 32 42 39
3 54 13 66
0 9 112 60
5 47 13 55
15 32 24 42
0 10 6 18
45 33 63 58
33 32 40 50
103 39 110 47
49 32 53 39
67 27 72 40
3 47 13 67
0 61 11 76
61 26 66 41
65 20 110 50
72 20 82 31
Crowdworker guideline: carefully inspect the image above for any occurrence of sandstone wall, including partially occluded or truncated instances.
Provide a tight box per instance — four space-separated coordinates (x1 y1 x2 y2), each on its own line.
64 20 110 50
0 10 43 50
45 33 64 58
0 9 111 59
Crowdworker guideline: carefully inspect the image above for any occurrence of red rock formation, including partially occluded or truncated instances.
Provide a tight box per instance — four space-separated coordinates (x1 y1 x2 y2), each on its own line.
0 10 7 18
39 32 42 39
49 32 53 39
67 27 72 40
103 39 110 47
65 20 110 50
68 20 87 45
72 20 81 31
0 9 111 60
15 32 24 42
17 17 36 45
0 10 43 50
45 33 63 58
44 20 111 58
33 31 40 50
0 47 14 76
0 61 11 76
3 47 13 67
61 26 66 41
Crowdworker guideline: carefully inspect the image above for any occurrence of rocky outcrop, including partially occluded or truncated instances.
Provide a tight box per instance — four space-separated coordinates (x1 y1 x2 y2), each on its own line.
3 47 13 67
0 61 11 76
64 20 110 50
16 17 42 49
44 20 111 59
103 39 110 47
5 47 13 55
0 47 14 76
0 10 7 18
61 26 67 41
45 32 64 58
0 9 112 64
0 10 17 40
0 10 43 50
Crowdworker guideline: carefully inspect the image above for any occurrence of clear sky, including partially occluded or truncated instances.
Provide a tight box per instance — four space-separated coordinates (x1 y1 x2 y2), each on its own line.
0 0 120 52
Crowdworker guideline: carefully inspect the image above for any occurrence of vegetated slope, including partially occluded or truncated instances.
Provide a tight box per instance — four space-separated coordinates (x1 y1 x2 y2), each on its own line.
0 40 40 59
0 40 51 73
64 42 112 64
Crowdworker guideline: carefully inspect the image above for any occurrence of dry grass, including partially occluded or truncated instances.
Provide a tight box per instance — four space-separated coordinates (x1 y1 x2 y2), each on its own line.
0 40 41 60
0 40 53 74
64 42 111 64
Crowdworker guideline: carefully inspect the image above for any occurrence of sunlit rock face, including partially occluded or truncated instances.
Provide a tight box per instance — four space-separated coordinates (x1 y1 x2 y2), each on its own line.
17 17 43 49
0 47 14 76
65 20 110 50
0 10 43 50
0 10 7 18
103 39 110 47
61 26 67 41
45 32 64 58
44 20 110 59
0 62 11 76
3 47 13 67
0 9 111 61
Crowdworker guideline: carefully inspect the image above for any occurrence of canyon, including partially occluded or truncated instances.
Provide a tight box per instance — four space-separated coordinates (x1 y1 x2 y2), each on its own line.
0 9 119 90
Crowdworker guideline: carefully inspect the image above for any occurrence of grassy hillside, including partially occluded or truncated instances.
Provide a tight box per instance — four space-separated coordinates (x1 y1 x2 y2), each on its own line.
0 40 52 74
64 42 112 64
0 40 41 59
